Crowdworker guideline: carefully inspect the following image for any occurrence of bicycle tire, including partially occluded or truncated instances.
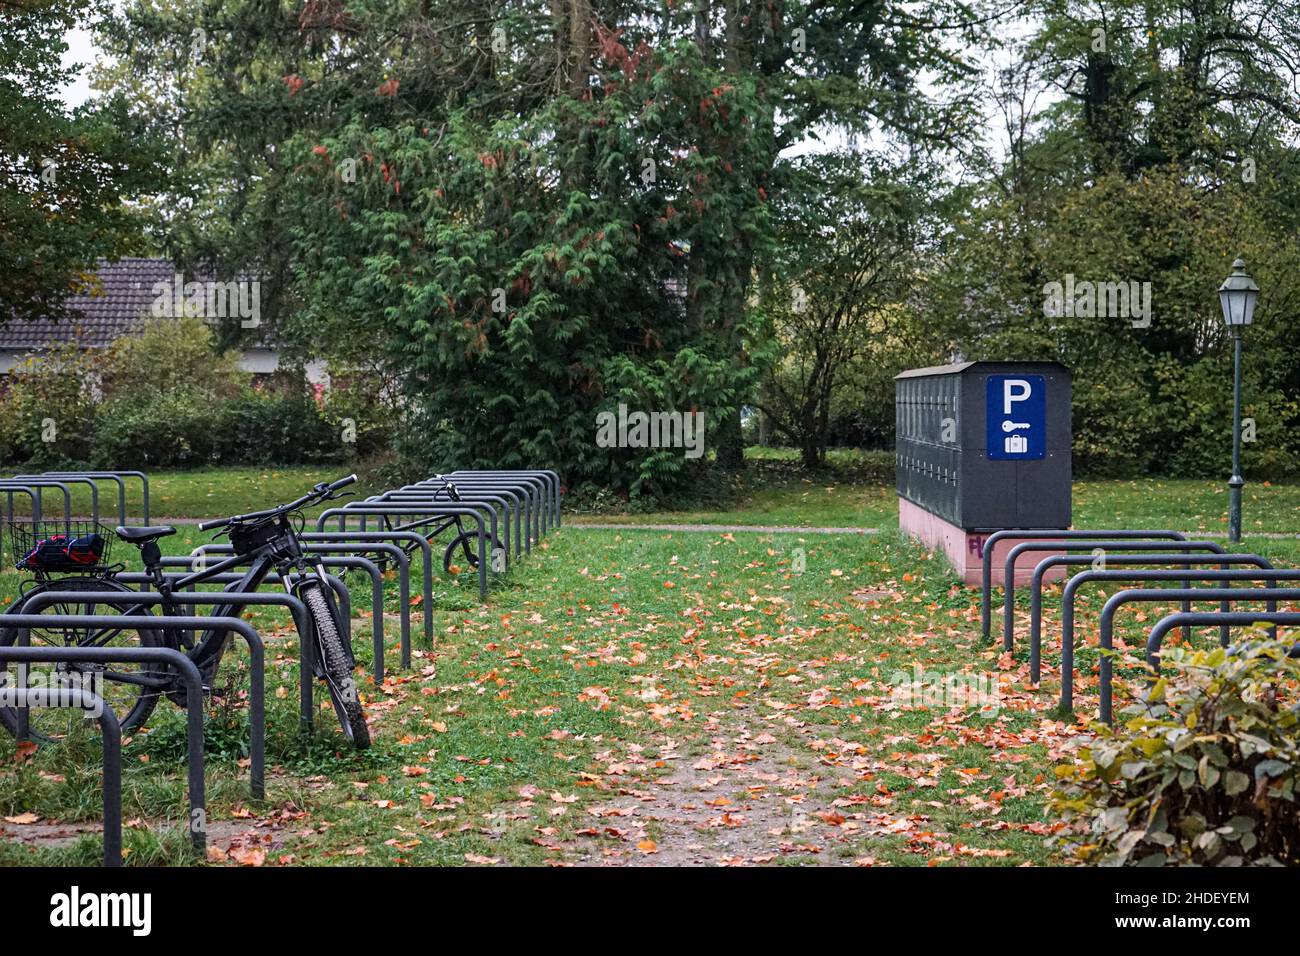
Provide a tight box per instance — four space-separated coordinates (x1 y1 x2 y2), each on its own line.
300 579 370 749
0 577 164 742
442 531 502 574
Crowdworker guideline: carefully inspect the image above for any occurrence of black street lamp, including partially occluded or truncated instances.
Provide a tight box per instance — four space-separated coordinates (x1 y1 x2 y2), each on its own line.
1218 258 1260 543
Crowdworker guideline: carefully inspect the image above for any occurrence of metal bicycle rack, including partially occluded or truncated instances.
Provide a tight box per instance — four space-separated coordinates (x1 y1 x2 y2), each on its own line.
12 474 100 524
192 542 413 674
1139 611 1300 707
414 478 536 548
115 571 353 645
0 479 74 527
301 531 434 644
1029 552 1273 680
366 489 514 566
1055 562 1286 709
0 683 120 866
160 553 389 682
43 470 150 524
420 474 548 543
318 504 490 600
980 529 1189 643
445 470 562 528
1000 539 1226 652
0 639 207 850
1097 588 1300 722
379 487 521 560
26 590 318 731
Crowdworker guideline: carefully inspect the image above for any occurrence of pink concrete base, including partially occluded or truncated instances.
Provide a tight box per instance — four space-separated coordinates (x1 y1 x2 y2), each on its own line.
898 497 1068 586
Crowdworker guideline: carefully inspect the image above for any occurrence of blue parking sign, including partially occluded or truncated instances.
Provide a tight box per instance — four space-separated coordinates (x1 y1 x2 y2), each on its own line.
987 375 1046 460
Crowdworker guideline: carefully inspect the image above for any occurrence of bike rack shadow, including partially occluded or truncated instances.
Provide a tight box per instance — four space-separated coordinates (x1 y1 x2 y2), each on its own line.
0 684 120 866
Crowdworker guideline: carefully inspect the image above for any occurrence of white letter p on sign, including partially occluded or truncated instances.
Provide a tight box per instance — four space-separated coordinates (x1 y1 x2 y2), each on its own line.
1003 379 1032 415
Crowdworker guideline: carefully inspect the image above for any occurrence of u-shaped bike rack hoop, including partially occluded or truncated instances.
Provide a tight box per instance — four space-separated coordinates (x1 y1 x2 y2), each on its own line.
1094 588 1300 723
301 531 434 643
411 478 539 547
377 489 520 560
1056 562 1285 710
0 684 121 866
12 474 100 525
43 470 150 524
1030 551 1270 681
0 479 74 526
445 470 561 528
0 639 206 852
26 589 316 732
159 553 387 682
318 505 489 600
193 542 412 673
980 529 1188 643
1000 540 1225 652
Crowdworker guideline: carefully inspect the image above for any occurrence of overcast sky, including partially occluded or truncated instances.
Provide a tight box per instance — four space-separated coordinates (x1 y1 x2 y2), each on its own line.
59 23 97 107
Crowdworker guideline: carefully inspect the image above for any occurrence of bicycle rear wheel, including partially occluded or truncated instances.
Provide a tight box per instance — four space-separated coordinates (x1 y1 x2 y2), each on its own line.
0 577 164 743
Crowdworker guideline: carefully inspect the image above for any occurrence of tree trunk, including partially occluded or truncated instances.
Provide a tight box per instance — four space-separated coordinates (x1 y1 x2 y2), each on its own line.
715 407 745 469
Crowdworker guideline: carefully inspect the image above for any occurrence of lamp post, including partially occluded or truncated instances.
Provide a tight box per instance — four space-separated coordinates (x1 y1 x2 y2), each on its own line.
1218 258 1259 543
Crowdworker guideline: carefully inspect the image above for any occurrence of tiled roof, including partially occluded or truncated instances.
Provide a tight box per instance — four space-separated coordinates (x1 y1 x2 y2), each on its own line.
0 258 274 351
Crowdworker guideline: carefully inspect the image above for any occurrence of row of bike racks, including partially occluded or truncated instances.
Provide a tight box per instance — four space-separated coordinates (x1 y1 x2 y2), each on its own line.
0 470 150 529
0 468 562 865
977 527 1300 724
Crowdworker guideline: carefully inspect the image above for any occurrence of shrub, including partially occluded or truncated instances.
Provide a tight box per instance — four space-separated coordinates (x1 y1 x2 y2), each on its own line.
92 393 222 468
213 391 342 465
101 316 247 402
1051 638 1300 866
2 341 103 466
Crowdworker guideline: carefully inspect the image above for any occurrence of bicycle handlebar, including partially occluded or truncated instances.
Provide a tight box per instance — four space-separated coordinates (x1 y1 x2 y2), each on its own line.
198 475 358 531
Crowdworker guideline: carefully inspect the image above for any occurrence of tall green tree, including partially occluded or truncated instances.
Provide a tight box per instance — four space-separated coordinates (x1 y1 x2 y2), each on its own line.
101 0 986 497
0 0 161 324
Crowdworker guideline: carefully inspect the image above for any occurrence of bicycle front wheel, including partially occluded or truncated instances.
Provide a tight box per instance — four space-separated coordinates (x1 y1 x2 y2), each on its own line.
300 579 370 750
0 577 164 743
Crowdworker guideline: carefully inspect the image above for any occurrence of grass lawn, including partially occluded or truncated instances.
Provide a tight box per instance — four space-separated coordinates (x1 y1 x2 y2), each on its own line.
3 466 370 523
0 467 1296 867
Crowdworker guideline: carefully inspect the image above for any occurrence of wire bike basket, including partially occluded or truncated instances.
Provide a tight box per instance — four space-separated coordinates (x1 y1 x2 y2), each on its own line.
8 519 116 573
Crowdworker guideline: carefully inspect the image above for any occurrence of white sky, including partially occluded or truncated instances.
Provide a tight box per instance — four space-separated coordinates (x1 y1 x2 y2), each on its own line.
59 24 98 107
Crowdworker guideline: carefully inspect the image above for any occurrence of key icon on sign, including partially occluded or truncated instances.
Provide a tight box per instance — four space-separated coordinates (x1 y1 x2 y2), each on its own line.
1001 420 1030 432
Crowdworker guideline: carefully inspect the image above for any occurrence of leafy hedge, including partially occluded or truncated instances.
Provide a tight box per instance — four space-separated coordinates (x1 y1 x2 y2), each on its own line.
1052 639 1300 866
0 317 389 470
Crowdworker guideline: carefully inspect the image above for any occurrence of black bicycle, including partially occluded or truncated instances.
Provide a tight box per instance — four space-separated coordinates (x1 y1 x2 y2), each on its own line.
0 475 369 748
376 477 502 573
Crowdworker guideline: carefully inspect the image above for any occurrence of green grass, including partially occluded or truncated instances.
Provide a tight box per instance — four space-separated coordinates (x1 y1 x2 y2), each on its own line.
3 466 370 522
0 465 1296 867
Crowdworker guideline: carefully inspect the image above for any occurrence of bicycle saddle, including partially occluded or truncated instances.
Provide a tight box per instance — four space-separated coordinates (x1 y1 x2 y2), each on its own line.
115 525 177 544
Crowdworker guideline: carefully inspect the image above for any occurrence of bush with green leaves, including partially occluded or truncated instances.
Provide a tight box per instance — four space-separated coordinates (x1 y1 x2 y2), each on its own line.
2 342 104 467
91 392 222 468
1052 638 1300 866
213 392 343 466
